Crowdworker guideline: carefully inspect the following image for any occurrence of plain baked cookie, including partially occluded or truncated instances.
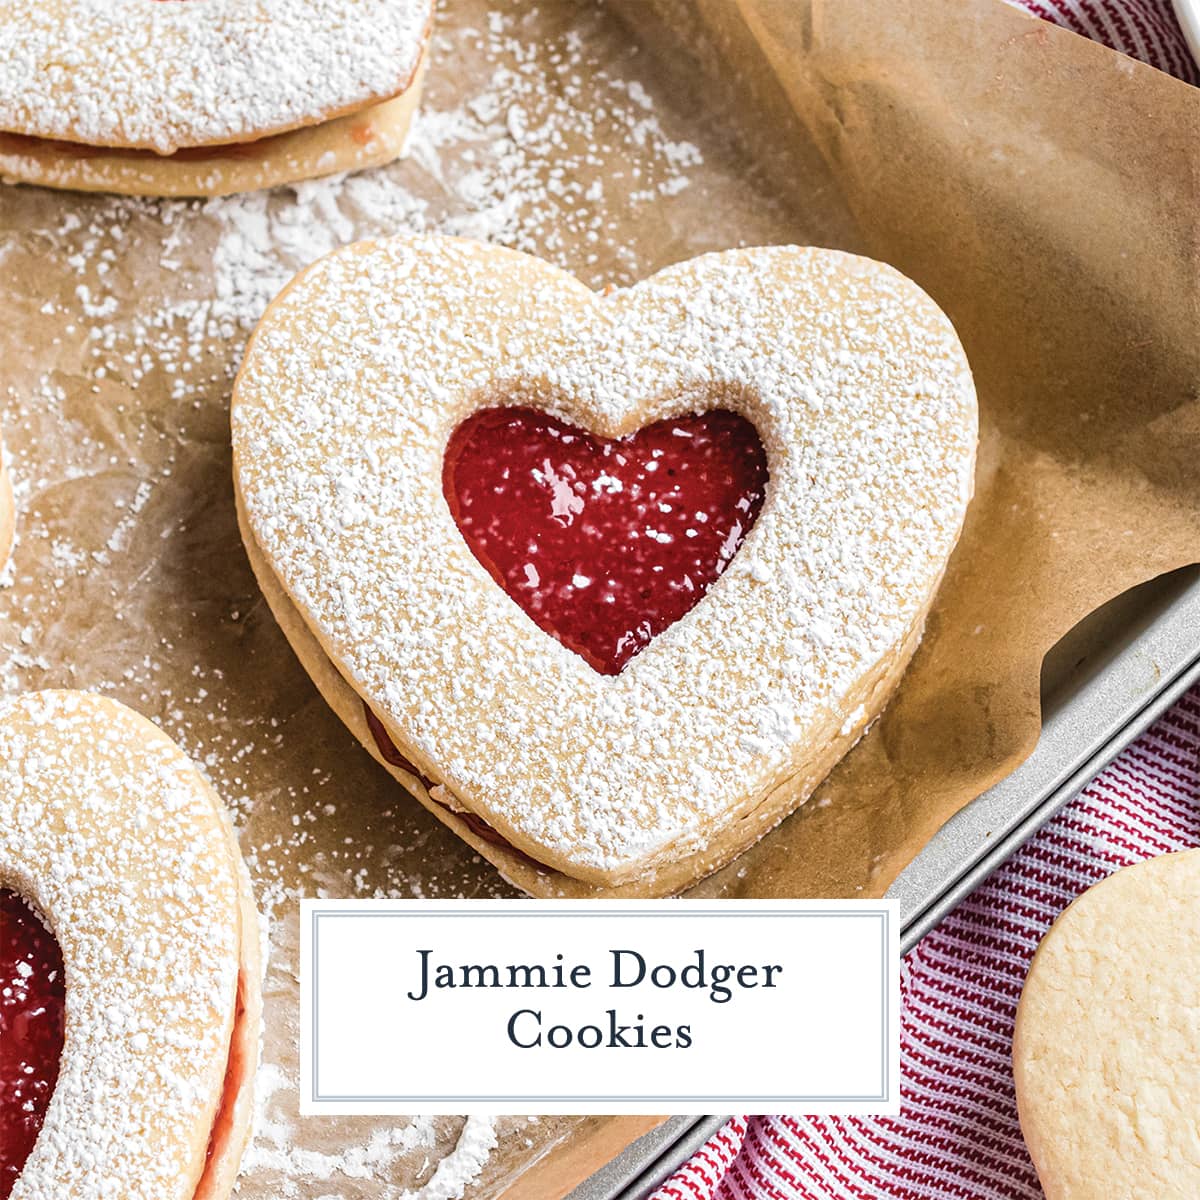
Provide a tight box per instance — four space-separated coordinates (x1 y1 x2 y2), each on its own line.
0 691 262 1200
232 235 977 896
1014 849 1200 1198
0 0 432 197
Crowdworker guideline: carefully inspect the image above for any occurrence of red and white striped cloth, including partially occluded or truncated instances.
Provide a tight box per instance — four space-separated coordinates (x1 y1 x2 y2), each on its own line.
652 7 1198 1195
654 692 1200 1200
1014 0 1198 81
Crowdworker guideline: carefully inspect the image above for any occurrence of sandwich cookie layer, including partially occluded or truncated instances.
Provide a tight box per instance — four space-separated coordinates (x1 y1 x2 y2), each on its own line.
237 530 930 898
0 72 425 199
0 0 432 152
232 236 977 891
0 0 431 195
0 691 261 1200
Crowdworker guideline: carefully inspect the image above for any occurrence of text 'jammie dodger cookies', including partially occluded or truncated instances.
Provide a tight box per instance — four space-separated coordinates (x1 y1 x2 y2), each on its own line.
0 0 433 198
0 691 262 1200
1014 849 1200 1199
231 235 978 898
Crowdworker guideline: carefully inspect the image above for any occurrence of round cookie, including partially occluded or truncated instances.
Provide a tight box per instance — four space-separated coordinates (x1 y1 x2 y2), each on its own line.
1014 849 1200 1198
0 691 262 1200
232 235 977 893
0 0 432 196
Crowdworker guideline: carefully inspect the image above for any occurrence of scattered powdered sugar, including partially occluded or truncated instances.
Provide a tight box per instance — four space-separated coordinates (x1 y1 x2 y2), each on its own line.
403 1117 500 1200
28 6 709 411
204 22 703 334
234 236 977 878
243 1062 502 1199
243 1063 434 1183
0 2 789 1192
205 171 430 335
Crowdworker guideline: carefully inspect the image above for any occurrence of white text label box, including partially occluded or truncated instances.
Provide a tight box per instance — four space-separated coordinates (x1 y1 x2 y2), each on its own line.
301 900 899 1116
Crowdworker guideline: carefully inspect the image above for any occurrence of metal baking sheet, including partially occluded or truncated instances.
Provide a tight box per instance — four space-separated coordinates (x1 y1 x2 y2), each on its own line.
894 564 1200 951
566 567 1200 1198
566 1116 729 1200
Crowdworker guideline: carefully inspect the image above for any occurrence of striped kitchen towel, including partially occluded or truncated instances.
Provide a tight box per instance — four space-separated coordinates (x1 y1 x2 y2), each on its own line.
652 690 1200 1198
652 5 1198 1192
1011 0 1198 81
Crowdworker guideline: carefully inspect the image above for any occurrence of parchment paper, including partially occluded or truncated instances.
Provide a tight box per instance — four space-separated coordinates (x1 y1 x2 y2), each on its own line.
0 0 1195 1194
609 0 1200 899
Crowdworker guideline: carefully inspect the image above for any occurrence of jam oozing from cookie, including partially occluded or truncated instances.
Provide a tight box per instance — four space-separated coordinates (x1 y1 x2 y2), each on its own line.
363 703 434 786
0 891 65 1198
362 701 544 870
443 407 769 674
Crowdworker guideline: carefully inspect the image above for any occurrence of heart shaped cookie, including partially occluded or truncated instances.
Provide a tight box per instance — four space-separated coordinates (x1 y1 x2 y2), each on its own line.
0 691 261 1200
1014 850 1200 1199
0 0 432 197
232 236 977 896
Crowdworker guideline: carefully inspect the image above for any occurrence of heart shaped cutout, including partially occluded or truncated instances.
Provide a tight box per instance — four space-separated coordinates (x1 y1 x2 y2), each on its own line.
0 892 64 1200
233 237 977 893
443 406 769 675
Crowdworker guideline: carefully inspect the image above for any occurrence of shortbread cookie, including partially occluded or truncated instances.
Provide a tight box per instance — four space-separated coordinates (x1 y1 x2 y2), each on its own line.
232 236 977 895
0 0 432 197
0 77 426 200
0 691 262 1200
1014 850 1200 1199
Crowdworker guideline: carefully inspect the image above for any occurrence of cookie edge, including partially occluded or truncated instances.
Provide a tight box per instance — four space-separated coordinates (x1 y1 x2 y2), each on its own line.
0 58 425 198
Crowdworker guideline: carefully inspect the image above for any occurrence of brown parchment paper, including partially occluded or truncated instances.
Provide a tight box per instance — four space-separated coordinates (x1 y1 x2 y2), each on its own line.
607 0 1200 900
0 0 1196 1194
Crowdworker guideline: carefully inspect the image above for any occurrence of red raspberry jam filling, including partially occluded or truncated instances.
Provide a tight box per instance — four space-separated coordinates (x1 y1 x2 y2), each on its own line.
443 407 768 675
363 703 434 786
362 701 543 869
0 890 65 1199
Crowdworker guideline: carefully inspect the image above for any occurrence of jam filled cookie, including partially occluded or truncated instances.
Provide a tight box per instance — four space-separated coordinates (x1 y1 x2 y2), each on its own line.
232 236 977 897
1014 850 1200 1199
0 691 261 1200
0 0 432 197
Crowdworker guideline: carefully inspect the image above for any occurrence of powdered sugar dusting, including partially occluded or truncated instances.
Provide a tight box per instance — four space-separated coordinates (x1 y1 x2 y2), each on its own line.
242 1065 436 1185
405 1117 500 1200
0 691 241 1200
0 0 432 152
204 21 705 333
234 237 977 880
242 1061 509 1199
0 0 797 1190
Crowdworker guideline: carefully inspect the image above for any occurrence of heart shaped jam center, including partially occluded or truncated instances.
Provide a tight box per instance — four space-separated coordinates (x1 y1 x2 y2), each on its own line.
1 891 65 1199
443 407 768 675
